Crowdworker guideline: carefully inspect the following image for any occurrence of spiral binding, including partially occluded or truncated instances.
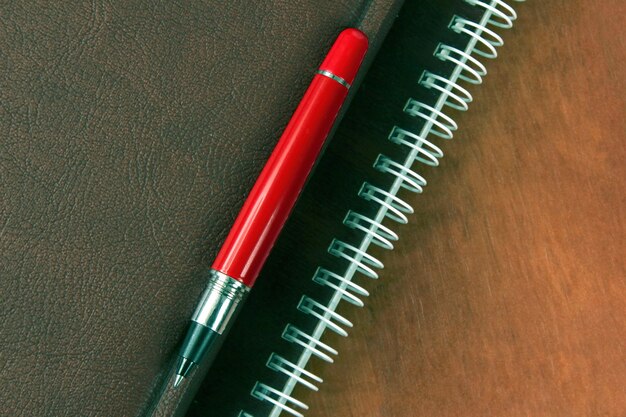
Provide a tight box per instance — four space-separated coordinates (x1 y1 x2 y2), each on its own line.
241 1 524 416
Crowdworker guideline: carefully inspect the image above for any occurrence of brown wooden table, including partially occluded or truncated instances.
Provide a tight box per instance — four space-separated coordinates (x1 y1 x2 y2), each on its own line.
298 1 626 416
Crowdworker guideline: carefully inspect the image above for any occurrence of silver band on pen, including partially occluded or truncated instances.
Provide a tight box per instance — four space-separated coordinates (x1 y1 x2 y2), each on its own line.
316 70 351 89
191 270 250 334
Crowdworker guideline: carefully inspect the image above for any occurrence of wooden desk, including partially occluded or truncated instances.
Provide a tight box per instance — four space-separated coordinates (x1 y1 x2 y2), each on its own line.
301 1 626 416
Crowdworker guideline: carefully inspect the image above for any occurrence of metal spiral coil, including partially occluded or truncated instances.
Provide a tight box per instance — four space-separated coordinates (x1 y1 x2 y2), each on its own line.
241 2 524 416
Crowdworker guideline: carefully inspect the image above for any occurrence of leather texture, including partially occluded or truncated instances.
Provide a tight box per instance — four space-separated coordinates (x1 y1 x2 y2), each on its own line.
0 1 402 416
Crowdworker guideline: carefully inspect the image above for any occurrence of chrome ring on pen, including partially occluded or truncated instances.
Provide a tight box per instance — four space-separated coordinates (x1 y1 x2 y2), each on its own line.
241 1 524 416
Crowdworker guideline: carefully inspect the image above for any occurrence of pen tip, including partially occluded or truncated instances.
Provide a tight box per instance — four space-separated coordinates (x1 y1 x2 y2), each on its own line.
173 374 184 388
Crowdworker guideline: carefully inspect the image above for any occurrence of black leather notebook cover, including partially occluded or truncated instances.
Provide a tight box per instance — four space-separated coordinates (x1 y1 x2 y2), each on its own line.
0 1 404 416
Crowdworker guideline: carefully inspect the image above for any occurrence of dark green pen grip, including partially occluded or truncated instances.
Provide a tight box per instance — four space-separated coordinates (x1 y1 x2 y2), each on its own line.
179 321 220 365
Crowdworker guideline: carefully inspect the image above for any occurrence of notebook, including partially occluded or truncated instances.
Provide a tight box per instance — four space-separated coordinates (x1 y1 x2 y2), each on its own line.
0 1 402 416
184 0 526 416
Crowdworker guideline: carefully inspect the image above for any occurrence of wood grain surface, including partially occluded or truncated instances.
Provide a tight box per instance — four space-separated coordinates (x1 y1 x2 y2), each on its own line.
297 1 626 416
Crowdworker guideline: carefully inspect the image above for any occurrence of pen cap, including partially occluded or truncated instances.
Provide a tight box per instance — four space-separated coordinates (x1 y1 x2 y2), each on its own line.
318 28 368 86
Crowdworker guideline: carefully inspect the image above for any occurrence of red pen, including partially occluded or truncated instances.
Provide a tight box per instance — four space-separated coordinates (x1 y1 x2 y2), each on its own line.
173 28 368 387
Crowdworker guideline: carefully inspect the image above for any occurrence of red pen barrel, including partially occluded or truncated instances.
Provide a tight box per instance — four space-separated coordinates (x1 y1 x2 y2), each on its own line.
212 28 368 287
173 28 368 386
